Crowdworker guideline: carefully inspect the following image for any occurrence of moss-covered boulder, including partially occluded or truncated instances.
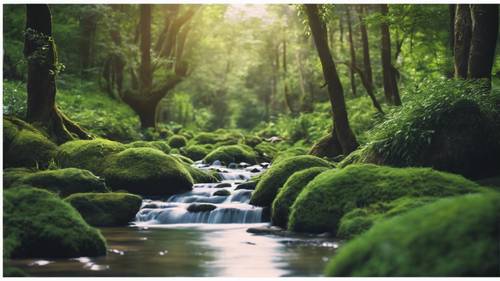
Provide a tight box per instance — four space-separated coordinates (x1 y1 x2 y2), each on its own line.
180 145 212 161
250 155 333 207
271 167 329 228
4 187 106 258
14 168 108 197
126 140 171 154
192 132 220 144
289 164 481 234
325 193 500 276
167 135 188 148
244 135 263 147
203 145 258 165
273 147 308 164
171 153 194 165
103 148 193 196
341 80 500 179
4 117 57 169
337 196 438 238
65 192 142 226
254 142 278 162
56 138 126 175
3 168 35 188
183 164 218 183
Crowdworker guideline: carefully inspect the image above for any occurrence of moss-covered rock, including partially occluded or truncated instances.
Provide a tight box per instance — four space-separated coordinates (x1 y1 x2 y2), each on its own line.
4 117 57 169
325 193 500 276
180 145 212 161
203 145 258 165
3 168 35 188
4 187 106 258
192 132 220 145
273 147 308 164
65 192 142 226
244 135 263 147
103 148 193 196
126 140 171 154
337 196 438 238
309 133 343 159
14 168 108 197
3 265 29 277
271 167 329 228
254 142 278 162
213 189 231 196
250 155 333 207
182 163 218 183
168 135 188 148
289 164 481 234
171 153 194 165
56 138 126 175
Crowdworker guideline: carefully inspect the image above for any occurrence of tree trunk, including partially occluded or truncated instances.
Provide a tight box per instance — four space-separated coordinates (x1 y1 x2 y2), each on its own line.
139 4 152 94
454 4 472 79
282 36 296 115
468 4 499 84
305 4 359 155
379 4 401 106
24 4 90 143
346 7 357 97
79 6 98 78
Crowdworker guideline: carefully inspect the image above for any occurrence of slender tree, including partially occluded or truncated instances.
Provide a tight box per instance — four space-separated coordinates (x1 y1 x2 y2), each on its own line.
346 6 357 97
79 5 98 78
379 4 401 106
454 4 472 79
305 4 358 155
24 4 90 143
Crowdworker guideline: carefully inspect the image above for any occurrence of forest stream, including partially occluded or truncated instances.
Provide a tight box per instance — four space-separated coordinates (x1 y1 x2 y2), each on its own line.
5 162 340 277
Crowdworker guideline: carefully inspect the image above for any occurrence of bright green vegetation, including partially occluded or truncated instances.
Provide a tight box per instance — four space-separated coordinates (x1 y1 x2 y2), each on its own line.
126 140 171 154
171 153 195 165
250 155 333 207
3 167 35 188
13 168 109 197
168 135 188 148
325 193 500 276
56 138 126 176
272 147 309 164
203 144 258 165
4 187 106 258
65 192 142 226
103 147 193 196
180 145 212 161
254 142 278 162
182 163 219 183
271 167 329 228
4 116 57 169
288 164 481 234
341 80 500 179
337 196 438 238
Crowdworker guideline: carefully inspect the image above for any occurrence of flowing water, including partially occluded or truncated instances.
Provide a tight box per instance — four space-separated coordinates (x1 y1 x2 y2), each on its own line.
6 162 340 277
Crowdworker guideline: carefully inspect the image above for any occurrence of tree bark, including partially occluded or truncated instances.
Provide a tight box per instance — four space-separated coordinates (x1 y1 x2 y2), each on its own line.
454 4 472 79
468 4 499 83
79 6 98 78
379 4 401 106
346 7 357 97
139 4 152 94
305 4 359 155
24 4 90 143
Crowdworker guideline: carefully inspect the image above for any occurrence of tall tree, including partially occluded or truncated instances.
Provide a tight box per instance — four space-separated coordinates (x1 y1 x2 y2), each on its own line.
304 4 359 155
79 5 98 78
454 4 472 79
346 6 357 97
23 4 90 143
379 4 401 106
121 4 198 128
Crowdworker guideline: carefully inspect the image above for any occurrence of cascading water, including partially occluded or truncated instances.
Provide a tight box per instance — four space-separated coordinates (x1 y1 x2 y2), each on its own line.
135 161 268 225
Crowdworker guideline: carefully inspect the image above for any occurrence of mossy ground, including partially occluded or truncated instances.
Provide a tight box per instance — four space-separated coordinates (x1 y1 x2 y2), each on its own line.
103 147 193 196
65 192 142 226
325 192 500 276
250 155 333 207
288 164 481 234
4 187 106 258
271 167 329 228
203 144 258 165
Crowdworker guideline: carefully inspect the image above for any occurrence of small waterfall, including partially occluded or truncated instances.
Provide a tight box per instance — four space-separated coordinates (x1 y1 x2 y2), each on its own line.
135 163 267 225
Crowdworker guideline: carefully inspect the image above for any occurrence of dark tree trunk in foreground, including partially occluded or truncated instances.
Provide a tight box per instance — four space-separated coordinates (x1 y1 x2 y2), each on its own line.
468 4 499 83
379 4 401 106
305 4 359 155
454 4 472 79
346 7 357 97
24 4 90 143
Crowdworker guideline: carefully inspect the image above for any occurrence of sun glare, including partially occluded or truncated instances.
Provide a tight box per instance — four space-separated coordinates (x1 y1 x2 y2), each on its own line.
225 4 276 24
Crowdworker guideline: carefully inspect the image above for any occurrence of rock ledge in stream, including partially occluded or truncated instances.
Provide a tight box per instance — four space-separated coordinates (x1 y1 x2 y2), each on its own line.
187 203 217 213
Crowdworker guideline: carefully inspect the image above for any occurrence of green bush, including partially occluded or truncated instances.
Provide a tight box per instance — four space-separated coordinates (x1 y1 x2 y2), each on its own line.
168 135 188 148
4 187 106 258
250 155 333 207
65 192 142 226
288 164 481 234
103 147 193 196
271 167 329 228
56 138 126 176
204 144 258 165
325 193 500 276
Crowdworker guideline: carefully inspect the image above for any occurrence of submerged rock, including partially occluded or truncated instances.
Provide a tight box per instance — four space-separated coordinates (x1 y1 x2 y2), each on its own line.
235 181 257 190
213 189 231 196
187 203 217 213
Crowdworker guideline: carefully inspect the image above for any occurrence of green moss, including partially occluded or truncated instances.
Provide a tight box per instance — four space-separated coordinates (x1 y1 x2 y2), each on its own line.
273 147 308 164
15 168 108 197
192 132 220 144
271 167 329 228
4 117 57 169
126 140 171 154
167 135 188 148
244 135 263 147
171 153 194 165
337 196 438 238
65 192 142 226
180 145 212 161
3 265 29 277
254 142 278 162
289 164 481 234
3 167 35 188
203 144 258 165
182 164 218 183
308 133 343 159
4 187 106 258
56 138 126 176
325 193 500 276
103 148 193 196
250 155 333 207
